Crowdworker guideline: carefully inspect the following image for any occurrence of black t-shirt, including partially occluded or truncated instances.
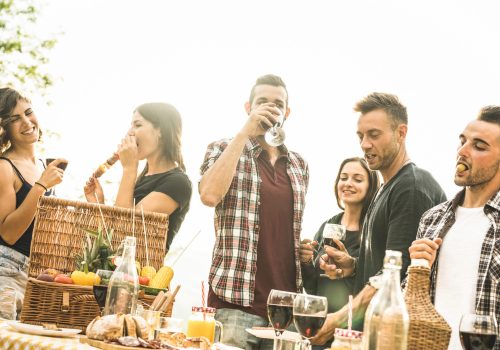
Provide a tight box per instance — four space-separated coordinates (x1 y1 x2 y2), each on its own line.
302 212 360 313
134 168 192 250
354 163 446 294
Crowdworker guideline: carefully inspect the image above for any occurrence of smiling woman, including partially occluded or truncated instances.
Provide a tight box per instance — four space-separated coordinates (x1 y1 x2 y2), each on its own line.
0 87 67 317
83 102 192 251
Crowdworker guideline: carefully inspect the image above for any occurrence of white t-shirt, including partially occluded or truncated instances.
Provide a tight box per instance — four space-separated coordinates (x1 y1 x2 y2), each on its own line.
434 206 490 350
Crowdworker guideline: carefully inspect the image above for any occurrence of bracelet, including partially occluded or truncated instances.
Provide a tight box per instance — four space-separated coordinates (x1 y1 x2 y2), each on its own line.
34 181 48 192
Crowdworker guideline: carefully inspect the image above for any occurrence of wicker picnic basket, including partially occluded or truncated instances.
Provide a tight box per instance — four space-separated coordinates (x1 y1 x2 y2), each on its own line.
404 264 451 350
20 196 173 332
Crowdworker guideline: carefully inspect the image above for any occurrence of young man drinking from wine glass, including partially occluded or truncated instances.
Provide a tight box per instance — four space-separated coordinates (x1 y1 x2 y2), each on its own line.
199 74 309 350
312 92 446 345
408 106 500 350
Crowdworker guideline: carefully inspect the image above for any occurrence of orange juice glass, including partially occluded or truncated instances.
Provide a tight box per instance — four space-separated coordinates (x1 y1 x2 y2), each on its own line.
186 306 223 343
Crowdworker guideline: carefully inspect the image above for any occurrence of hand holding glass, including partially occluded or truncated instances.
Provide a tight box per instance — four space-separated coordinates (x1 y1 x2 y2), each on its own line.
320 224 346 278
264 110 285 147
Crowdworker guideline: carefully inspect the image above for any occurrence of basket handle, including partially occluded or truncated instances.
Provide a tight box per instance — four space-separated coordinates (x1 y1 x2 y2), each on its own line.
61 291 70 312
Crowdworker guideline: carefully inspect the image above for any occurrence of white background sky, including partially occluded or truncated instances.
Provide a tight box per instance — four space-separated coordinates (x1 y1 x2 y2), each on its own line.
32 0 499 322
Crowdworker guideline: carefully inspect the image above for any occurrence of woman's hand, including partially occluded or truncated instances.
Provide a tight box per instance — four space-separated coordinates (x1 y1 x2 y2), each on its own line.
37 158 66 189
299 239 318 264
117 135 139 171
319 240 355 280
84 177 104 203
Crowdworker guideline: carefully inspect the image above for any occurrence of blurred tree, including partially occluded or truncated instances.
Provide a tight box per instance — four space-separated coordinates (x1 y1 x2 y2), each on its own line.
0 0 58 96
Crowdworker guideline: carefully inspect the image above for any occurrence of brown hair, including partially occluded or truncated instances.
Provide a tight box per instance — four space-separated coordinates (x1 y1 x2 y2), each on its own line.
0 87 41 154
135 102 185 172
249 74 288 105
334 157 380 227
354 92 408 129
477 105 500 126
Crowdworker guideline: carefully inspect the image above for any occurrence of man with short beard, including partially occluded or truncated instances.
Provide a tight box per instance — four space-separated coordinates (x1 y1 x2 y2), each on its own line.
312 92 446 343
409 106 500 350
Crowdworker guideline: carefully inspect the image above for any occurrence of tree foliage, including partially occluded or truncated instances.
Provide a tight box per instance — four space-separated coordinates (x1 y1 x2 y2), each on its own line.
0 0 58 96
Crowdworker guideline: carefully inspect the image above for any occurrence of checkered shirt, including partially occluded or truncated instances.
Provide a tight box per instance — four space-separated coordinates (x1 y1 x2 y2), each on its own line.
415 189 500 349
200 137 309 306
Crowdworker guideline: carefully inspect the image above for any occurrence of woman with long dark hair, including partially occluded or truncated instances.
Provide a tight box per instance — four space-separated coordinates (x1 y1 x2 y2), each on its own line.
84 103 192 250
0 87 66 317
300 157 379 313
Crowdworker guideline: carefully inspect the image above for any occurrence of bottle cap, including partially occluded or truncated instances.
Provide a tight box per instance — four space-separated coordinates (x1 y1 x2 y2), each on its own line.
334 328 363 339
192 306 216 313
411 258 429 268
384 250 402 269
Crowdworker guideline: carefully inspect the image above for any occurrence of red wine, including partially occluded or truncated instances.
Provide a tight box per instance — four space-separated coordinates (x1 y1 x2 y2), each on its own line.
267 304 293 334
323 237 342 250
460 331 497 350
293 314 326 339
93 285 108 310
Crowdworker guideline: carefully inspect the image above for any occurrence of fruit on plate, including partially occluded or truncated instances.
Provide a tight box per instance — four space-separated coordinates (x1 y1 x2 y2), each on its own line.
140 266 156 280
148 266 174 289
54 274 74 284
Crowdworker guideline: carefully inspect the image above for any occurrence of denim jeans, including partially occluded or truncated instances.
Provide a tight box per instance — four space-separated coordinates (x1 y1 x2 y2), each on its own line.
0 245 29 318
215 308 274 350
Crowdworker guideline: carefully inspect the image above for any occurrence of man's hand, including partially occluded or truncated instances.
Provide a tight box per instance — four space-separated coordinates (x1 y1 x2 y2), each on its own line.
409 237 442 267
240 103 281 138
299 239 318 264
311 312 338 345
319 240 355 280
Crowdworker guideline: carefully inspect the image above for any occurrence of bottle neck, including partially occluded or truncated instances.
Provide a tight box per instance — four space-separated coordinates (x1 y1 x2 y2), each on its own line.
382 266 402 286
122 244 136 261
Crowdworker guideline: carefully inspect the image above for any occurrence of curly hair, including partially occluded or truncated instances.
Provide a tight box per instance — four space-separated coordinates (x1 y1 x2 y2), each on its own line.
0 87 40 154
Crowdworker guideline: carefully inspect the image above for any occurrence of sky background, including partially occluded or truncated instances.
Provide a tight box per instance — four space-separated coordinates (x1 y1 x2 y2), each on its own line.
31 0 500 323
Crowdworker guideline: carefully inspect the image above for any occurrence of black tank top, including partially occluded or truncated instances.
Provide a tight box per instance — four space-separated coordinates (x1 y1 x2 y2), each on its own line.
0 157 52 257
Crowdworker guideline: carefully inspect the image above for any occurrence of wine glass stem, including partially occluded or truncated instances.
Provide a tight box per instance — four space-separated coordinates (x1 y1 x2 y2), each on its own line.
302 338 311 350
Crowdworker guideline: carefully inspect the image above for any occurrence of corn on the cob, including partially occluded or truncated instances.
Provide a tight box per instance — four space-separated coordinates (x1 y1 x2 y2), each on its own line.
149 266 174 289
141 266 157 280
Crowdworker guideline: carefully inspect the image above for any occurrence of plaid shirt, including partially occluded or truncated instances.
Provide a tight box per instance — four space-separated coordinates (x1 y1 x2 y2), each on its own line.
415 189 500 349
200 137 309 306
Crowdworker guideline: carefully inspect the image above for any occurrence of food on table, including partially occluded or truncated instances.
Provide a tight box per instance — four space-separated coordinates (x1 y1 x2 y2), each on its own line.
42 323 62 331
37 273 55 282
71 270 100 286
149 266 174 289
86 313 149 341
54 274 74 284
117 336 141 347
141 265 157 280
42 268 61 278
139 276 150 286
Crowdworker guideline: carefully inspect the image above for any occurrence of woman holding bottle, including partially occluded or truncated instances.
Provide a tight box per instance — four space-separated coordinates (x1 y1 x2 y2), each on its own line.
0 87 66 317
84 102 192 250
300 157 379 313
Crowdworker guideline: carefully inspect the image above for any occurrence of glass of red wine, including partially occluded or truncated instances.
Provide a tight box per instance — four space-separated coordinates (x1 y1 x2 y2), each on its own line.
459 313 497 350
267 289 297 337
320 224 346 278
293 294 328 350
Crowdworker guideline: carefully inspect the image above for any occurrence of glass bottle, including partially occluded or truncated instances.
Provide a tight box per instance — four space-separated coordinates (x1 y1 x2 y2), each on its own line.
404 259 451 350
363 250 409 350
103 236 139 315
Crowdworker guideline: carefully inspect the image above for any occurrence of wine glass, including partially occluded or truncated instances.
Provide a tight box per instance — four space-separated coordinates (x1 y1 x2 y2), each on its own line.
264 110 286 147
267 290 297 337
320 224 346 278
459 313 497 350
93 270 113 314
293 294 328 350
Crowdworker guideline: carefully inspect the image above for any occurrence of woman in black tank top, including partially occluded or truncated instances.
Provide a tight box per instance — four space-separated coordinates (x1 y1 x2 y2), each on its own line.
0 87 66 316
83 103 192 251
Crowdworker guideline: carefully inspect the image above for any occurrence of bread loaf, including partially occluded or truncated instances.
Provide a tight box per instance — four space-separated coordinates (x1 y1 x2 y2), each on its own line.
86 313 125 341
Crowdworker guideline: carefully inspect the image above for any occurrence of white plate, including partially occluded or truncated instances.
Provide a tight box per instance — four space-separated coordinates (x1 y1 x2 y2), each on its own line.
246 327 302 342
6 321 82 338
